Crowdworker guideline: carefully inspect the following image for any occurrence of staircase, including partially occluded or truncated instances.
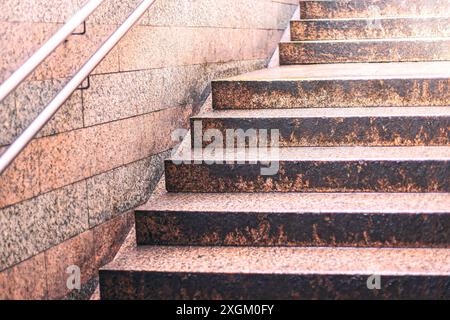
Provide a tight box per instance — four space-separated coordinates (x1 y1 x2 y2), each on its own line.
99 0 450 300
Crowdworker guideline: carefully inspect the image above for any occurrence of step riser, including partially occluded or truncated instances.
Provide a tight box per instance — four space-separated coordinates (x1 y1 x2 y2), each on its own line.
291 18 450 41
212 79 450 110
191 116 450 147
165 160 449 193
300 0 450 19
99 271 450 300
279 40 450 65
135 211 450 248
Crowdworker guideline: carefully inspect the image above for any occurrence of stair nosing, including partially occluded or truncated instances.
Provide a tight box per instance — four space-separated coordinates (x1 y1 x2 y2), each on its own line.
191 106 450 119
169 146 450 161
281 37 450 44
100 246 450 276
137 192 450 214
292 16 450 22
213 62 450 82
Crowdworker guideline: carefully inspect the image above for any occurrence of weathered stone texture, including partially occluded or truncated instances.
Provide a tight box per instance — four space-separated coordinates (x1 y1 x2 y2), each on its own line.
100 0 450 301
291 17 450 41
165 156 450 193
99 246 450 300
0 0 295 299
136 191 450 248
193 107 450 147
212 62 450 110
279 39 450 65
299 0 450 19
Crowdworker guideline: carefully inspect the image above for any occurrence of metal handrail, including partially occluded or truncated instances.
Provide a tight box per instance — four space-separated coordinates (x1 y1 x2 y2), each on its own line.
0 0 156 175
0 0 104 102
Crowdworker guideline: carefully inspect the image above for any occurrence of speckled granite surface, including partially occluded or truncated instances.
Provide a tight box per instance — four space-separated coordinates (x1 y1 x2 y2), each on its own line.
99 0 450 300
280 38 450 64
99 245 450 299
136 192 450 248
165 146 450 193
103 246 450 274
212 62 450 110
299 0 450 19
193 106 450 147
0 0 306 300
140 191 450 214
291 17 450 41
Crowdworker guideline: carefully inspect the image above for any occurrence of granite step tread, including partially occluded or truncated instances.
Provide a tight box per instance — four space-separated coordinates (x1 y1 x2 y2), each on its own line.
194 106 450 119
135 192 450 248
102 245 450 275
279 38 450 64
171 146 450 161
212 62 450 109
290 17 450 41
191 106 450 147
138 191 450 214
299 0 450 19
216 61 450 81
99 245 450 299
165 146 450 193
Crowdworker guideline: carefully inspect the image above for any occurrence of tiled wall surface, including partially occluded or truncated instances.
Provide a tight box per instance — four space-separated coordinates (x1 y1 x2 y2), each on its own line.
0 0 297 299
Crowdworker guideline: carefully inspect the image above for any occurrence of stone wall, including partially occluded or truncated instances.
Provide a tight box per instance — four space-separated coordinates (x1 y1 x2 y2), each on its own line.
0 0 297 299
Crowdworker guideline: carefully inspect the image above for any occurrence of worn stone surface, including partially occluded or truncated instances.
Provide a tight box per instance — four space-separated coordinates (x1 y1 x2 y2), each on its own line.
0 181 89 271
0 78 83 146
136 190 450 248
0 21 118 83
193 107 450 147
64 277 99 300
99 246 450 299
101 271 450 300
0 0 82 23
279 39 450 65
145 0 297 30
212 62 450 110
165 146 450 193
118 26 281 72
291 17 450 41
0 0 297 300
299 0 450 19
16 79 83 136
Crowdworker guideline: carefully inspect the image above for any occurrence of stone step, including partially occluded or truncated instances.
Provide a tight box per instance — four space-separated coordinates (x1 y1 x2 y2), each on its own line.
99 245 450 299
291 17 450 41
190 107 450 147
299 0 450 19
279 38 450 65
165 146 450 193
135 191 450 248
212 62 450 110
